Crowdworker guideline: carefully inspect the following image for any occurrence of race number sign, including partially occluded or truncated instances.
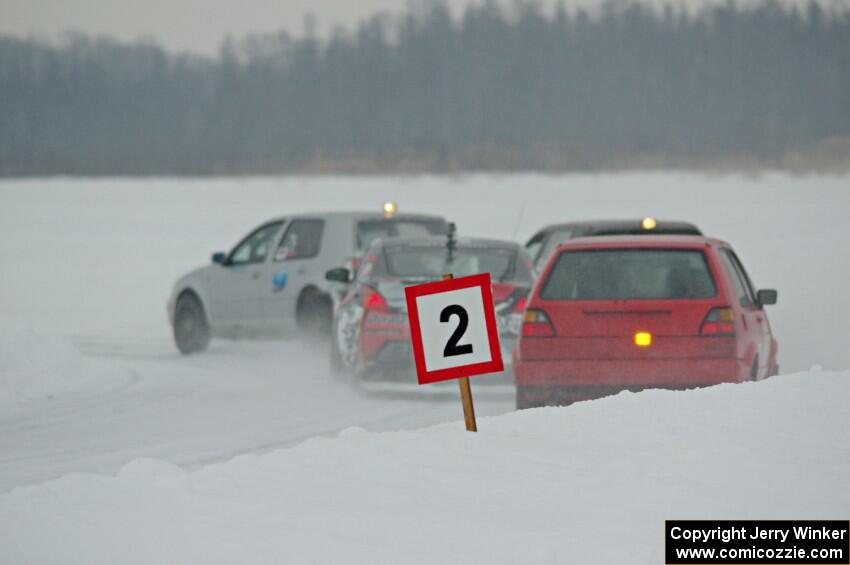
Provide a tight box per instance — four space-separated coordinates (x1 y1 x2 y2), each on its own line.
405 273 504 385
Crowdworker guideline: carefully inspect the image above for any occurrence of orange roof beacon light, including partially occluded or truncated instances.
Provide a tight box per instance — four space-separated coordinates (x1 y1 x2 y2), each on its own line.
383 201 398 218
641 217 657 230
634 331 652 347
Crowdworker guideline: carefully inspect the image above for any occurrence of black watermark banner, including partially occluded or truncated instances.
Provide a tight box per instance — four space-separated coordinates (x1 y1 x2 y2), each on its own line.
666 520 849 564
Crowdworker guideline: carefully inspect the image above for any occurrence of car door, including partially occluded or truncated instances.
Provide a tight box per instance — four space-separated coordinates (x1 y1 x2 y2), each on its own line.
206 221 284 333
725 249 771 375
261 218 326 333
719 248 767 378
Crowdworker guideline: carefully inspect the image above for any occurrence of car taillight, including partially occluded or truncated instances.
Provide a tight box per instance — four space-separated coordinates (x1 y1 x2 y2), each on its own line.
361 288 404 332
522 308 554 337
512 296 527 314
700 307 736 336
363 288 388 311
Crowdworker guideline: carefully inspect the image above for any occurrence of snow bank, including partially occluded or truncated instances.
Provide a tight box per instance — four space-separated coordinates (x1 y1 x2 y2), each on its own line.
2 370 847 564
0 328 97 403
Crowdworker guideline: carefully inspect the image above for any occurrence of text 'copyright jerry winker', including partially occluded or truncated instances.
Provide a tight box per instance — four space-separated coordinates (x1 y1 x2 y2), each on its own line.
665 520 849 564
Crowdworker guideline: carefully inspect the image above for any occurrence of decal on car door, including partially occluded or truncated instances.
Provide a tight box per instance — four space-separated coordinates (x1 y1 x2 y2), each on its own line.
272 271 288 293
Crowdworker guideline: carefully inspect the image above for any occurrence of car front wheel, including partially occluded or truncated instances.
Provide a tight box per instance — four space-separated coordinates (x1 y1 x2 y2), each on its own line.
297 290 333 339
173 293 211 354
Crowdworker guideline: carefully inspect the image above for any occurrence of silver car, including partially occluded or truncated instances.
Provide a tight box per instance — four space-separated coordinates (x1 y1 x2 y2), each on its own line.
167 209 448 354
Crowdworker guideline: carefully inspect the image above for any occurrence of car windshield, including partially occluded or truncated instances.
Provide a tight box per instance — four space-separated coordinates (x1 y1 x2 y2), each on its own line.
541 249 716 300
356 219 447 251
384 246 515 281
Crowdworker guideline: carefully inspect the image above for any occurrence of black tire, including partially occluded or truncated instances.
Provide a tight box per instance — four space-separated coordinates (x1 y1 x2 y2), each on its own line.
516 386 534 410
750 356 760 381
173 293 211 354
297 290 333 340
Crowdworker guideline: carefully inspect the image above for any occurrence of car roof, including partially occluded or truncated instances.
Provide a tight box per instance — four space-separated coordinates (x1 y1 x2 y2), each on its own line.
265 211 446 223
536 219 702 236
553 234 728 252
377 235 522 251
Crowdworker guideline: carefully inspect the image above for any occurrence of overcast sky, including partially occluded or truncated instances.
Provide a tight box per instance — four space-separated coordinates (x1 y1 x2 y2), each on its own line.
0 0 829 55
0 0 486 54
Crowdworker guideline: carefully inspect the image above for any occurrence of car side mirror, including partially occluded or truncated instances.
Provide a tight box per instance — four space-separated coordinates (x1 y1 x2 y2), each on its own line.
757 289 777 306
212 252 226 265
325 267 351 283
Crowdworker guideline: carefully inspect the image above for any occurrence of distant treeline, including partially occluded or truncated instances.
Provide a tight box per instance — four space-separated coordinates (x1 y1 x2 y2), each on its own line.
1 1 849 175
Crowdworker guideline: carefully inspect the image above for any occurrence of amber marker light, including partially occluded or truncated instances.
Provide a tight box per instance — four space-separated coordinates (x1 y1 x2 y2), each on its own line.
634 331 652 347
383 201 398 218
641 217 657 230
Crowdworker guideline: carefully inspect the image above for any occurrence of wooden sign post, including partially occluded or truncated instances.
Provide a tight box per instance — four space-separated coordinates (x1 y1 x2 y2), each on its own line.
404 272 504 433
443 273 478 432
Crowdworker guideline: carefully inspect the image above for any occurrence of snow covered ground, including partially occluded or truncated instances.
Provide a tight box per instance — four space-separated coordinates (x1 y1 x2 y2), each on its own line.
0 330 514 491
2 369 847 565
0 172 848 562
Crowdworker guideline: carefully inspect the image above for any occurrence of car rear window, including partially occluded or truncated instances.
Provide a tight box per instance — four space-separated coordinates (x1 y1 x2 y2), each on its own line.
384 246 515 281
356 219 447 251
540 249 716 300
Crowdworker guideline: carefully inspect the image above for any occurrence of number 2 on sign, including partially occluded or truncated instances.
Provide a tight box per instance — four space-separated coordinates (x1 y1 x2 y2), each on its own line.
440 304 473 357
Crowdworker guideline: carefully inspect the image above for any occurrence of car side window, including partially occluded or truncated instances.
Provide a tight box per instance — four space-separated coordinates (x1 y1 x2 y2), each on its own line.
720 249 756 307
727 250 758 304
275 219 325 261
228 222 284 266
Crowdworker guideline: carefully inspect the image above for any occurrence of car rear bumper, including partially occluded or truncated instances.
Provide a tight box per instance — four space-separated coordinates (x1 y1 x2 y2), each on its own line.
514 357 749 406
360 335 515 384
513 357 749 387
516 383 700 407
360 339 416 383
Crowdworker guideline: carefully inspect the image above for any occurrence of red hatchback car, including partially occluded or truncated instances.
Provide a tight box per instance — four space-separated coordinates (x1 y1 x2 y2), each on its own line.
513 235 778 408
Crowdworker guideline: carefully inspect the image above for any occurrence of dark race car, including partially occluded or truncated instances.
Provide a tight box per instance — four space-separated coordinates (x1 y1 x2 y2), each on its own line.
525 218 701 272
327 235 535 387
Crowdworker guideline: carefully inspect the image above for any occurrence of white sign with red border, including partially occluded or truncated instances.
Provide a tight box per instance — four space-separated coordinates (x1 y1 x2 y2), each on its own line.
405 273 504 385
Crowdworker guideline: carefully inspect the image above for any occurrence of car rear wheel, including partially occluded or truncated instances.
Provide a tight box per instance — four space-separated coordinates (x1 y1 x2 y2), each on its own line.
173 293 211 354
297 289 332 340
516 386 538 410
750 356 760 381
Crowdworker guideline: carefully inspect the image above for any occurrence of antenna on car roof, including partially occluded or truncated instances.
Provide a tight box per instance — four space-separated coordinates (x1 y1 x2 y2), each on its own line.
446 222 457 264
